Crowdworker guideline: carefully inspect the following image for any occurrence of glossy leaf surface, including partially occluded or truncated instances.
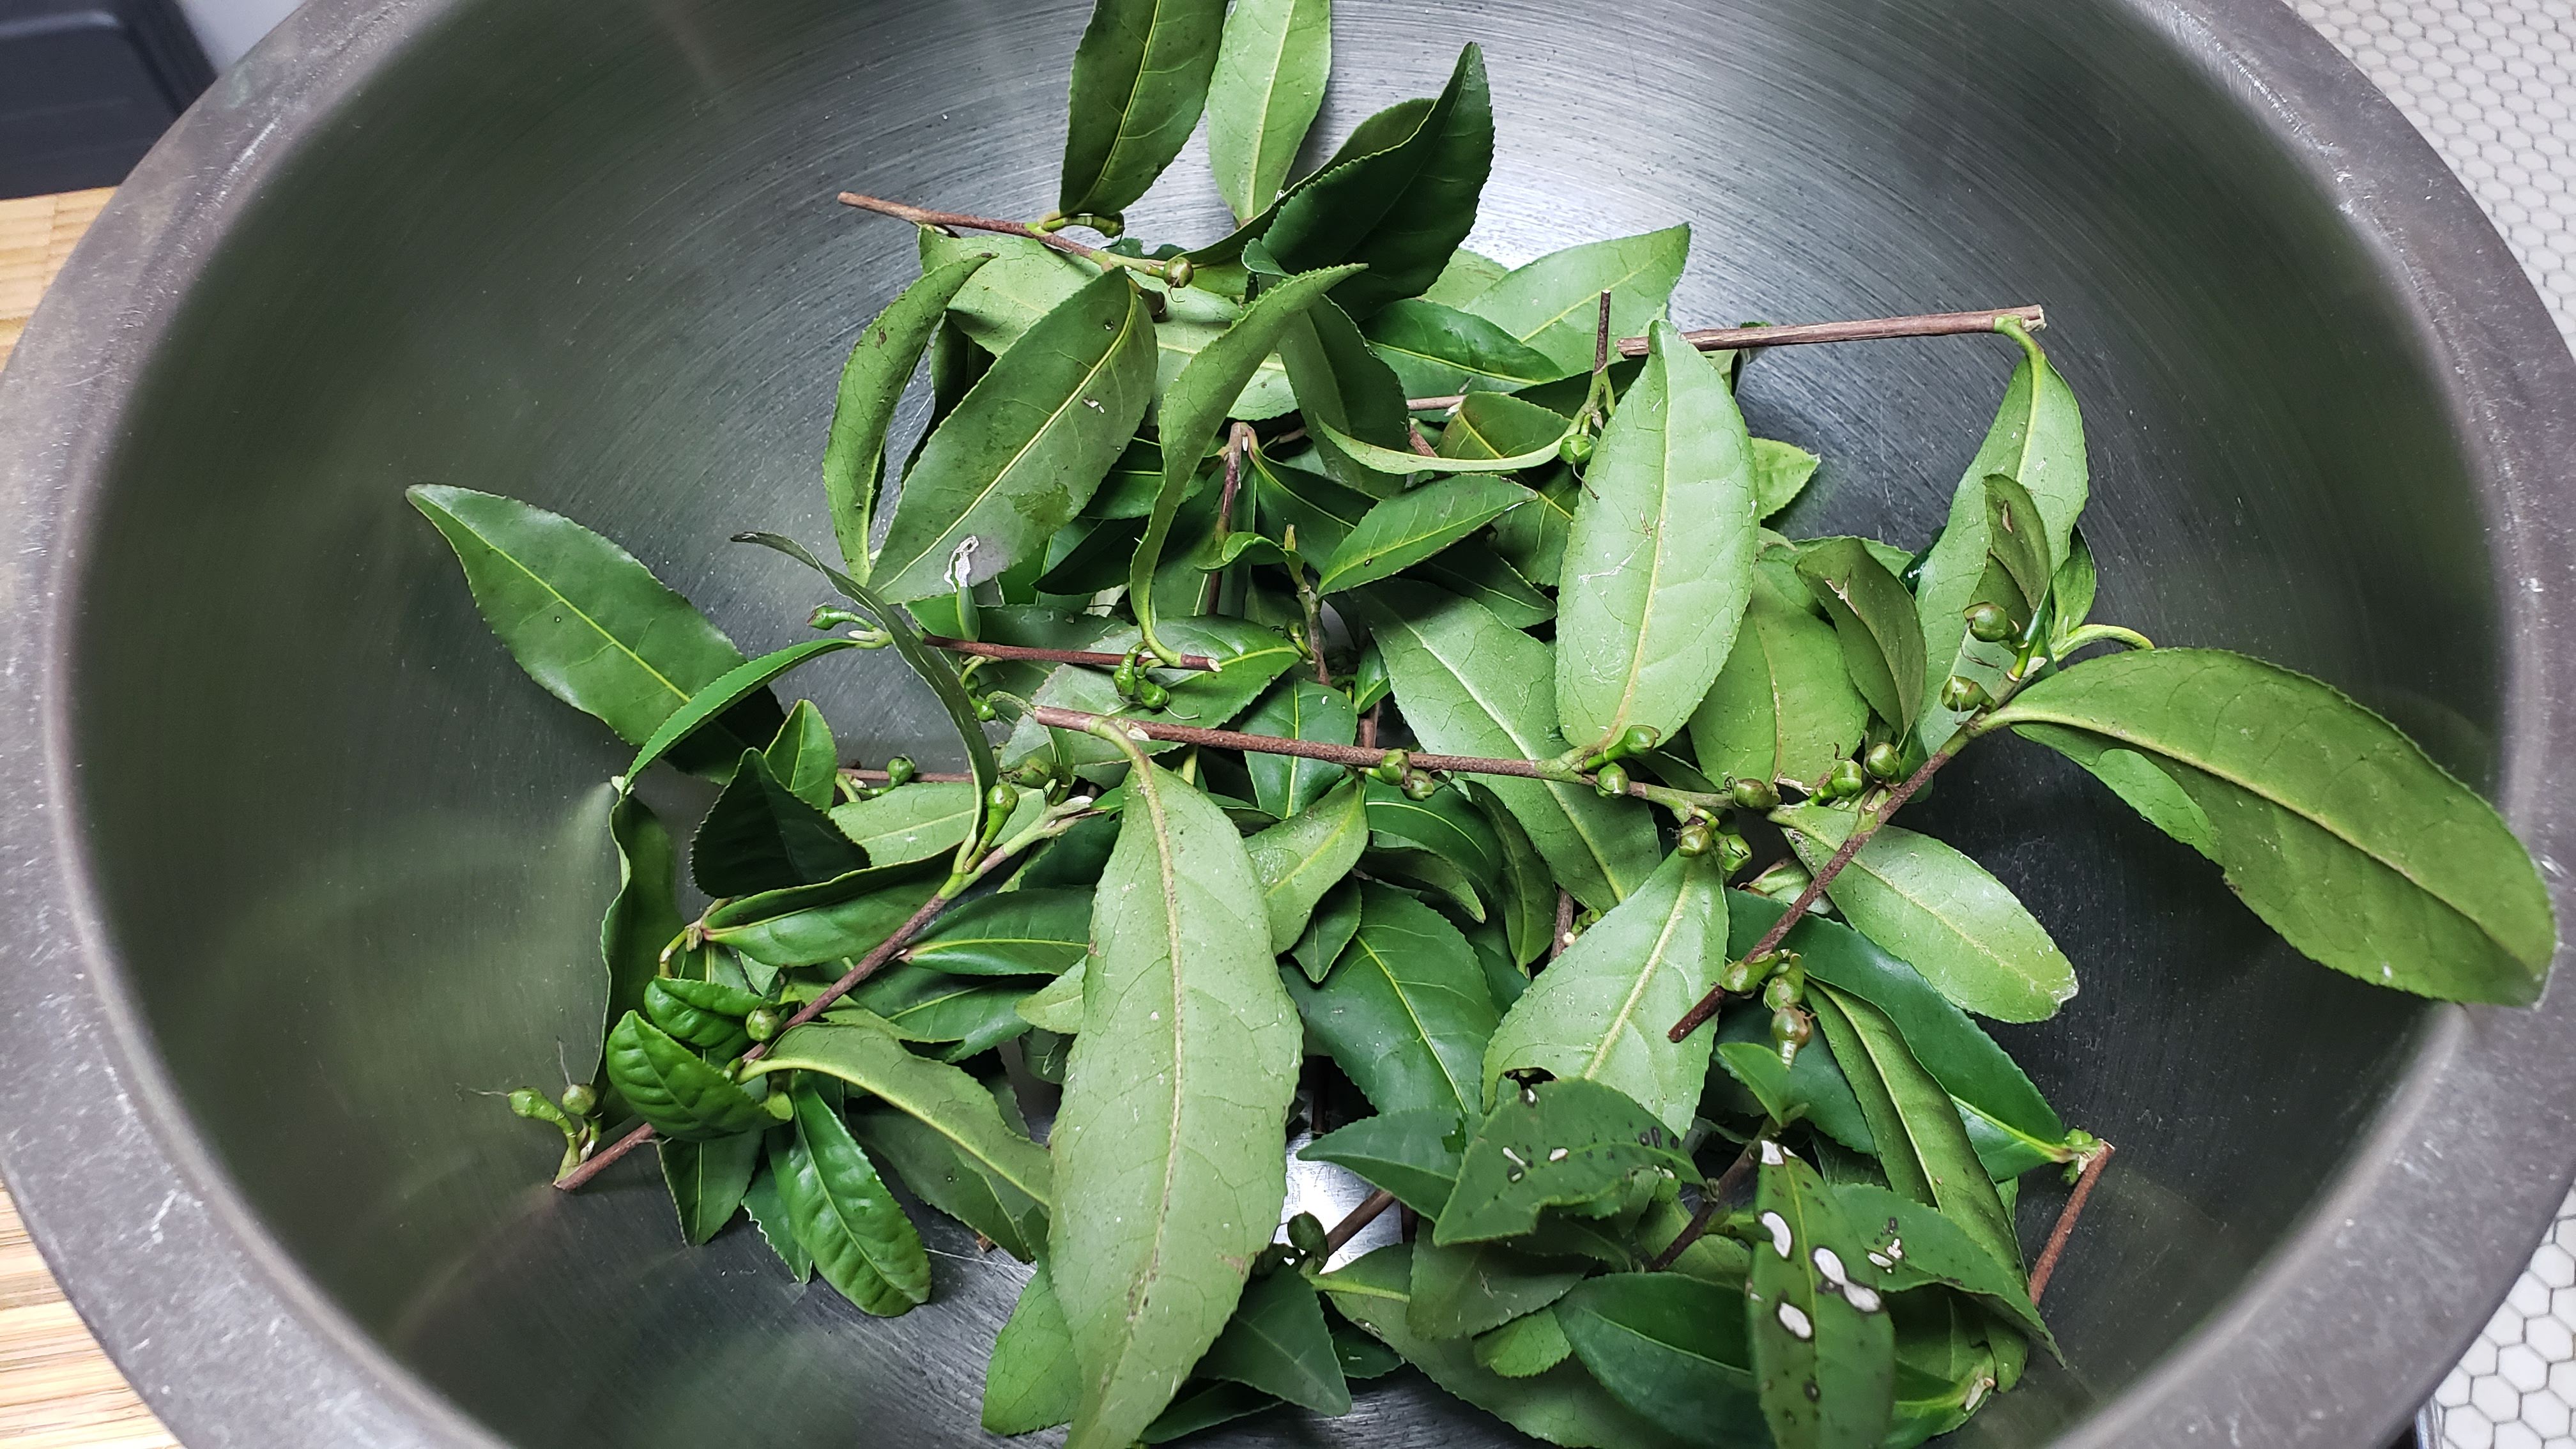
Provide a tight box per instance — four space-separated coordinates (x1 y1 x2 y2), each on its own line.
1834 1183 2057 1358
698 858 945 969
776 1084 932 1315
905 888 1092 977
823 253 992 576
1246 778 1372 951
1407 1238 1584 1338
1365 298 1569 397
1298 1108 1464 1216
1285 882 1498 1119
1460 225 1691 374
1316 475 1537 592
659 1132 760 1246
1556 1273 1763 1447
763 700 839 809
603 1012 771 1141
1059 0 1228 217
693 749 868 897
1206 0 1331 221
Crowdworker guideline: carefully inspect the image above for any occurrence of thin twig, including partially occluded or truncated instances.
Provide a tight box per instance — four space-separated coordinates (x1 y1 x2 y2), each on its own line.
553 856 999 1192
1402 304 2048 411
1594 291 1613 372
1669 736 1967 1041
1357 704 1380 751
1645 1145 1758 1271
1322 1188 1398 1255
1030 704 1606 788
1549 889 1576 963
836 191 1158 277
1200 425 1255 616
2027 1142 2116 1303
843 767 976 784
921 635 1218 672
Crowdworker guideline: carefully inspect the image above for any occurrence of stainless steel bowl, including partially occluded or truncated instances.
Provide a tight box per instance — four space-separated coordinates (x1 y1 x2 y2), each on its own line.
3 1 2573 1445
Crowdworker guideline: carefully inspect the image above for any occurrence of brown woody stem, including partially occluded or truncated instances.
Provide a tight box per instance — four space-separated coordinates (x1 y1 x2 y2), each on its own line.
1549 889 1576 962
922 634 1218 673
1668 735 1968 1041
2027 1142 2116 1303
1322 1188 1398 1255
843 767 975 784
1594 291 1614 371
1405 304 2047 411
837 192 1169 280
1645 1144 1758 1271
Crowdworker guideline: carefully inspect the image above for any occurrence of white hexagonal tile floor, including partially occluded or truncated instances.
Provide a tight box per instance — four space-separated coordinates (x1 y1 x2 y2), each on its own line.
2286 3 2576 1446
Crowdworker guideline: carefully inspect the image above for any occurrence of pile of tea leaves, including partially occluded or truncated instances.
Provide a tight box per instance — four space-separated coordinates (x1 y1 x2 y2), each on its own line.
415 1 2557 1445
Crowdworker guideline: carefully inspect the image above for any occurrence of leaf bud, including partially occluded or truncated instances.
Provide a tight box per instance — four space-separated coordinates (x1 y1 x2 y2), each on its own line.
1162 256 1195 290
1558 430 1596 468
1940 675 1991 712
1828 758 1867 798
745 1007 783 1043
763 1088 797 1122
1592 763 1630 799
1372 750 1409 785
1965 601 2014 643
1763 973 1802 1011
558 1083 599 1119
1400 770 1439 801
1771 1007 1813 1050
809 604 868 632
973 697 999 722
1135 678 1171 710
1715 830 1753 873
1719 956 1764 995
1013 760 1054 788
1286 1211 1330 1260
1618 724 1660 757
1863 741 1904 781
1111 654 1139 695
987 781 1021 814
885 755 918 787
1730 776 1779 811
508 1087 555 1122
1676 821 1713 857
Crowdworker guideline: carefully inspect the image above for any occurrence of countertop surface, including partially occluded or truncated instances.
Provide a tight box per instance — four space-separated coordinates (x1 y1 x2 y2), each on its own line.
1 3 2573 1445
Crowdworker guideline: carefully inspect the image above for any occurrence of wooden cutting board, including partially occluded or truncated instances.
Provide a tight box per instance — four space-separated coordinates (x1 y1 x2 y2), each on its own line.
0 188 180 1448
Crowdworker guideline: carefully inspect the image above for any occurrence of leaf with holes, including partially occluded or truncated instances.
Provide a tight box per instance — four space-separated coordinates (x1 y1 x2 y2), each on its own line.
1432 1078 1697 1245
1746 1145 1896 1449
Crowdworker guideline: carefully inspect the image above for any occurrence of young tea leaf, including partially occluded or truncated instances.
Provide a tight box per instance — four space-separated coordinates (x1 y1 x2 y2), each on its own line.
1365 298 1571 397
772 1084 933 1315
1796 537 1926 734
1205 0 1332 222
1289 876 1364 984
842 963 1036 1056
1475 1305 1574 1378
1459 225 1692 375
1051 762 1303 1449
1315 474 1538 592
824 253 995 577
1058 0 1229 218
1312 413 1565 475
603 1011 772 1140
623 639 860 786
1774 804 2077 1023
1989 647 2556 1004
1465 781 1556 969
1195 1268 1351 1414
1358 579 1660 910
659 1132 761 1246
742 1151 813 1282
1747 1144 1896 1449
829 781 985 866
747 1020 1051 1202
1365 779 1506 900
408 486 781 772
1432 1078 1697 1245
1439 389 1579 459
1489 472 1578 588
1482 848 1728 1131
597 794 683 1088
1752 438 1821 519
1284 881 1499 1119
1555 321 1759 755
699 857 946 969
1276 300 1414 495
763 700 839 809
1422 246 1508 307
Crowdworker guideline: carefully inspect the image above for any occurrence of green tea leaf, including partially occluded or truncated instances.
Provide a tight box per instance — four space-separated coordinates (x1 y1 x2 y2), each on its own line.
1979 473 2053 620
1246 778 1372 951
1002 617 1299 775
1752 438 1820 519
1834 1183 2058 1360
1365 298 1570 396
1196 1268 1351 1414
1409 1238 1585 1338
777 1083 933 1315
1205 0 1331 221
1261 45 1493 318
1298 1108 1464 1215
1058 0 1228 218
1439 390 1579 459
763 700 839 809
603 1011 771 1140
905 889 1091 976
1133 264 1360 668
1316 475 1537 591
985 1262 1080 1434
1018 960 1087 1034
1747 1145 1896 1449
824 254 995 576
1556 1273 1762 1447
1285 882 1499 1119
1085 436 1172 519
1289 877 1364 984
658 1132 760 1246
1312 412 1564 475
1278 299 1422 494
1990 647 2556 1003
1911 322 2087 746
1365 844 1487 922
1317 1245 1695 1449
1555 321 1758 754
1142 1382 1280 1442
1433 1078 1696 1245
1358 579 1659 910
598 795 682 1087
2050 528 2098 646
1774 804 2077 1023
1805 986 2018 1280
873 270 1158 602
1459 225 1690 374
1796 537 1926 733
1724 891 2066 1151
623 639 858 786
1252 444 1374 564
1416 539 1555 627
1365 779 1505 899
1423 247 1508 307
749 1020 1050 1200
856 1101 1049 1260
1239 677 1358 818
1052 762 1302 1449
643 976 759 1052
742 1151 813 1281
830 781 983 866
700 857 946 968
1482 849 1728 1131
1466 781 1556 969
1475 1307 1573 1377
1708 1017 1874 1154
1480 473 1572 593
693 749 869 896
408 486 779 771
1688 583 1868 791
843 963 1035 1055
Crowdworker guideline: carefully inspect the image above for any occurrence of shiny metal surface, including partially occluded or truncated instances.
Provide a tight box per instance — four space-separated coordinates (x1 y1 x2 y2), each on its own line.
1 1 2573 1446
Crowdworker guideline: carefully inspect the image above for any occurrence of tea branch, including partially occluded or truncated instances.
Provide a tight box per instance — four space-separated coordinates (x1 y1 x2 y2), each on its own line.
2027 1140 2117 1303
1644 1142 1758 1271
923 634 1220 673
837 192 1184 284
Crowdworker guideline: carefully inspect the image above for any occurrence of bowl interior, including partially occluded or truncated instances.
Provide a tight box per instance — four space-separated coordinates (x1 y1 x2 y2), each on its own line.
61 0 2492 1443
